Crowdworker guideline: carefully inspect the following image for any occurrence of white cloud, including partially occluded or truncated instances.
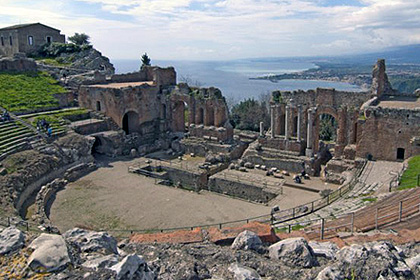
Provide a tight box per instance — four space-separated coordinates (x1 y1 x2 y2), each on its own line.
0 0 419 60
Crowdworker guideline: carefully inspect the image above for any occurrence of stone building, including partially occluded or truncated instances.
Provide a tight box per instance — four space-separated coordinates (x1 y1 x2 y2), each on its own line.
268 59 420 163
78 66 233 145
0 23 65 57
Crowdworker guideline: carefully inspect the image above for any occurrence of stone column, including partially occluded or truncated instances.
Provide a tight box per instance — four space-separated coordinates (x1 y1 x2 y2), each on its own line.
297 105 302 142
335 107 347 156
305 108 315 157
285 105 290 139
270 106 275 138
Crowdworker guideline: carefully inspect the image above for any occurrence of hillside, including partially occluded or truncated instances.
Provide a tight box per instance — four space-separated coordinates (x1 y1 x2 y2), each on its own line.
0 71 67 113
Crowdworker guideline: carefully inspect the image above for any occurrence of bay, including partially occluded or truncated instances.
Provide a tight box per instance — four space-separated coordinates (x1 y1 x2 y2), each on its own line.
112 59 362 103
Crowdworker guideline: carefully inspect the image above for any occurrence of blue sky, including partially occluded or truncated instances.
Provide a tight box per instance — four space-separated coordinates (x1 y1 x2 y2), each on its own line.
0 0 419 60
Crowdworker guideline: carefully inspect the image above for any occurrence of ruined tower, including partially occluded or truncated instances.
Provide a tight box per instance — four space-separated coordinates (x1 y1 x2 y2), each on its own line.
371 59 393 97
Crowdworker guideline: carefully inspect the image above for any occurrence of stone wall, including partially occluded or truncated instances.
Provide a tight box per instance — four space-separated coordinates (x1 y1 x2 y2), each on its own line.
208 176 277 203
356 107 420 161
180 138 247 159
53 92 74 107
71 120 110 135
0 55 37 72
163 165 208 191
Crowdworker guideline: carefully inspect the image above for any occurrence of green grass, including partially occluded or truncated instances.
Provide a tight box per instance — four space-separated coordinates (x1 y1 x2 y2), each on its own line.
275 224 306 233
399 155 420 190
361 197 377 203
35 58 71 67
0 71 66 113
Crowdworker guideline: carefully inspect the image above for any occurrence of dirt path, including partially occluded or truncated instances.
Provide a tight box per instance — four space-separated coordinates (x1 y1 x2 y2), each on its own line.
50 157 271 232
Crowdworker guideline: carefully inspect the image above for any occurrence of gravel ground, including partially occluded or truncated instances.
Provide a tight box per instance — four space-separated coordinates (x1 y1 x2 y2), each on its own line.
49 157 272 233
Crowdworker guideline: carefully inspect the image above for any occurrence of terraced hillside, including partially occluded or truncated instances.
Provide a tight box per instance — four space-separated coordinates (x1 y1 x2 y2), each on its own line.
0 71 67 113
20 108 90 138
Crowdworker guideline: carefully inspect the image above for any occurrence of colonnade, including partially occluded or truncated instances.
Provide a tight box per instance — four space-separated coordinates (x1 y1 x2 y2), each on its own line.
269 104 351 157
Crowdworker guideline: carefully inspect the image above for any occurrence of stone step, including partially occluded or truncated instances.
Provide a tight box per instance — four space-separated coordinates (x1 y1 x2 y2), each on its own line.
0 128 33 142
0 126 28 138
18 107 81 119
0 121 17 130
1 141 28 155
0 132 34 147
0 137 29 151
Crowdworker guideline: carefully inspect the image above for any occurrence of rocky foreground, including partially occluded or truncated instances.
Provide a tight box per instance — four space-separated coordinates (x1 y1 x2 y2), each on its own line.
1 226 420 280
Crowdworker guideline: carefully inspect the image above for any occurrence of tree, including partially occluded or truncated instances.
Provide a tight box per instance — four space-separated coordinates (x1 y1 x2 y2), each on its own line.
231 98 270 132
141 53 151 67
319 114 338 142
68 33 90 46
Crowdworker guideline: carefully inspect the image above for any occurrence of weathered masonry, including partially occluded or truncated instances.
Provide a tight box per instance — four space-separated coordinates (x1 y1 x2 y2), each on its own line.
269 59 420 162
0 23 65 57
78 66 233 144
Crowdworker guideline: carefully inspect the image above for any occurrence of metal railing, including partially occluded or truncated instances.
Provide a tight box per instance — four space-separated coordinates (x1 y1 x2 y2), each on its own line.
272 159 367 225
276 192 420 240
1 159 368 237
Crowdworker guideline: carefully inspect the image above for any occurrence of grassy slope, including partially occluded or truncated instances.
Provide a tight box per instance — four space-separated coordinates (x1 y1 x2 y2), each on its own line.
399 155 420 190
0 72 66 112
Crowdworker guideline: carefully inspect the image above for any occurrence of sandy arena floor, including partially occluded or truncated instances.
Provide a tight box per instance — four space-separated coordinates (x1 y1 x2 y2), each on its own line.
50 157 271 232
50 156 331 233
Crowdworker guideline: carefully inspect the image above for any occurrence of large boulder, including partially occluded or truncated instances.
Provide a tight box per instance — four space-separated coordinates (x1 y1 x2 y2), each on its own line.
406 254 420 269
55 133 95 163
316 266 344 280
0 227 24 255
325 242 412 279
64 228 118 255
228 264 261 280
82 254 119 270
231 230 262 251
309 241 339 259
268 237 316 268
111 254 155 280
27 233 70 273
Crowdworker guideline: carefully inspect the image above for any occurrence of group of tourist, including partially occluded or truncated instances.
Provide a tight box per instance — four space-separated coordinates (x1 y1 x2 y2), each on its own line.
294 170 309 184
0 110 11 122
36 119 53 137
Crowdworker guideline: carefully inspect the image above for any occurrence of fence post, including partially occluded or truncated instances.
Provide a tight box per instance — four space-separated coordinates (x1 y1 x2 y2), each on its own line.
292 208 295 218
311 201 314 212
288 224 291 233
351 212 354 235
327 194 330 205
219 223 222 230
339 188 342 197
320 219 325 240
271 212 275 225
26 222 29 231
399 201 403 223
375 208 379 230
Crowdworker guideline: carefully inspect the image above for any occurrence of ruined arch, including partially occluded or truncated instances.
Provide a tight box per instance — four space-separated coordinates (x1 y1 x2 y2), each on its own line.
313 107 339 153
122 111 139 135
205 106 215 126
197 107 204 124
172 101 188 132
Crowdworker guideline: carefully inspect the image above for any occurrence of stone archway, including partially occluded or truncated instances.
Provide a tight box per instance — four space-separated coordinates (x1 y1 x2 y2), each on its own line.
205 106 215 126
172 101 187 132
122 111 139 135
313 107 339 154
197 107 204 124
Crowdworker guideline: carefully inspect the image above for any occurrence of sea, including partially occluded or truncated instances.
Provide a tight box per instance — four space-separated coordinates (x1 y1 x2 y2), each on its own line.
112 58 362 104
